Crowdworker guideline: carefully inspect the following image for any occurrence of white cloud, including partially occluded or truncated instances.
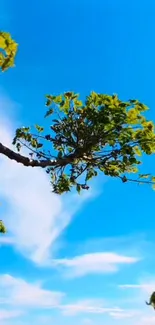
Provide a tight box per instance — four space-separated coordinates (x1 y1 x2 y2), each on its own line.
119 283 155 295
0 274 127 320
0 236 14 245
0 273 153 325
54 252 140 277
140 315 155 325
0 309 23 321
0 92 94 265
119 276 155 305
0 273 63 309
60 299 123 316
109 310 139 320
118 278 155 323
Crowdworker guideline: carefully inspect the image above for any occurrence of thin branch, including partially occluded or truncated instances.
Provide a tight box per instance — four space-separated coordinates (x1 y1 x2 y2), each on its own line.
119 175 154 185
18 139 54 159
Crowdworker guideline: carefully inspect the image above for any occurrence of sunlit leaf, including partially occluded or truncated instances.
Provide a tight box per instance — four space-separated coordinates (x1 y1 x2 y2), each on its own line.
0 31 18 72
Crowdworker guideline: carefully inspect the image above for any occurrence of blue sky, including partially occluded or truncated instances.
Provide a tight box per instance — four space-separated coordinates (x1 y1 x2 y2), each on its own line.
1 1 155 324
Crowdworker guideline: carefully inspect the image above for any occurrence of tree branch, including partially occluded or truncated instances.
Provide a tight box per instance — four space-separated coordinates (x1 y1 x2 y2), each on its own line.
0 142 75 168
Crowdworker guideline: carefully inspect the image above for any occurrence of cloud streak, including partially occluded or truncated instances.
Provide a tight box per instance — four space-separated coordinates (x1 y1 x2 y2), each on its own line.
0 274 63 309
0 309 23 321
60 299 123 316
54 252 140 277
119 283 155 294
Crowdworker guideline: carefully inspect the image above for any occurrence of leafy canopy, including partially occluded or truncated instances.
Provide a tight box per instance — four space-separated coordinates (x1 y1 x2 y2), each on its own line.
13 91 155 194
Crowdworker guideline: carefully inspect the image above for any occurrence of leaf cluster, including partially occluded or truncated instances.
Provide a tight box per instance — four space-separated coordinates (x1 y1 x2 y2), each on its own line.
0 31 18 71
0 220 7 233
12 91 155 194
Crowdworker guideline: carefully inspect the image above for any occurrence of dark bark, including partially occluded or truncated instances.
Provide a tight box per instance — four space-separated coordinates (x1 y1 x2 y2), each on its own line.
0 142 74 168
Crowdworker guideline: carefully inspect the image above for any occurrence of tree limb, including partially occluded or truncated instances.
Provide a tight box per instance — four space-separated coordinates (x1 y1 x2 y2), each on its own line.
0 142 75 168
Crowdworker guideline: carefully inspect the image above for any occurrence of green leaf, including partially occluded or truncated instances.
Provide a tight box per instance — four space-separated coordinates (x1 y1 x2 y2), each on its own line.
57 151 63 158
16 142 21 152
74 100 83 107
60 99 70 114
35 125 44 132
0 220 7 233
139 174 150 179
86 169 96 181
46 99 51 107
22 127 30 132
130 166 138 173
134 146 142 156
123 156 128 164
76 184 81 194
45 108 54 118
64 92 73 99
129 157 137 164
54 95 63 104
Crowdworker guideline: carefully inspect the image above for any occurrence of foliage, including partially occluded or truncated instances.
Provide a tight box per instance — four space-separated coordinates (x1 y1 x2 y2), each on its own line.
146 292 155 309
12 91 155 194
0 220 7 233
0 31 18 71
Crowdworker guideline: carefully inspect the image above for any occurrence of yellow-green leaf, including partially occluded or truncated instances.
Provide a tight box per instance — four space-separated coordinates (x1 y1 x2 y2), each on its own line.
134 146 142 156
139 174 150 179
0 31 18 72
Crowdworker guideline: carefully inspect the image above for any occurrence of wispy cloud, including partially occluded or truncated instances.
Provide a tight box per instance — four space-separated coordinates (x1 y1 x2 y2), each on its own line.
60 299 123 316
0 274 63 309
54 252 140 277
0 273 130 322
77 233 150 258
109 310 139 320
0 309 23 321
0 273 153 325
119 283 155 295
140 315 155 325
0 272 141 322
119 277 155 308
